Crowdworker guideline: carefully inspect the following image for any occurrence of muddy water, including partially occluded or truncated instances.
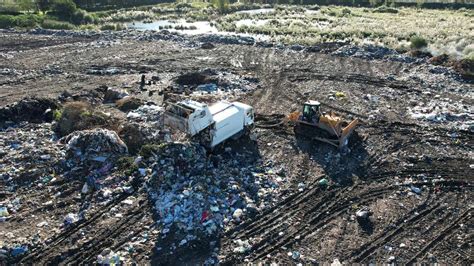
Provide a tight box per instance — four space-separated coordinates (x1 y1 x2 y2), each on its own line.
127 19 219 34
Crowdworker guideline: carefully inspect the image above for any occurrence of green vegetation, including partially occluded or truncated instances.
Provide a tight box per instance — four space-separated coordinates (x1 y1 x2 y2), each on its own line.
52 109 63 121
0 13 42 28
139 144 165 158
213 0 230 13
41 19 75 29
372 5 398 13
410 35 428 49
216 5 472 58
0 0 471 60
0 0 97 29
116 156 138 176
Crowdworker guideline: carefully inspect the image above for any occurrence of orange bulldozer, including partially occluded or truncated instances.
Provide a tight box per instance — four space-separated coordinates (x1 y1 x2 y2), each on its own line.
288 100 359 151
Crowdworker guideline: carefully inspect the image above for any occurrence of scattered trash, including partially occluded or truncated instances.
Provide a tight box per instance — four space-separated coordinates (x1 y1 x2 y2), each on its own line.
127 105 163 122
97 248 121 265
0 207 9 221
196 83 218 93
233 239 251 253
318 178 329 187
11 246 28 257
291 250 301 260
36 221 49 227
64 213 80 225
410 186 422 194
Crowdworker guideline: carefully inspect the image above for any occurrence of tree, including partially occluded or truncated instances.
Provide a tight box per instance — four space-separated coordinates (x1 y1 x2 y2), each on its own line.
212 0 229 13
17 0 36 12
51 0 77 20
36 0 53 12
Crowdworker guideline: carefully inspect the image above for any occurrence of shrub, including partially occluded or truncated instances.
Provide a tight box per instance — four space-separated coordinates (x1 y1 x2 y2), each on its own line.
41 19 75 29
139 144 164 158
176 2 193 10
17 14 43 28
116 156 138 175
213 0 229 14
116 97 144 112
410 36 428 50
341 8 351 16
54 101 116 137
0 4 21 15
100 23 126 31
0 15 16 28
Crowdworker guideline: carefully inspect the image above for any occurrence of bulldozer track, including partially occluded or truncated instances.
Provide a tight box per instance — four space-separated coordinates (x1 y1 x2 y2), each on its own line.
287 73 416 92
222 184 396 264
63 202 150 264
350 191 438 263
19 188 140 263
221 180 472 264
406 208 472 264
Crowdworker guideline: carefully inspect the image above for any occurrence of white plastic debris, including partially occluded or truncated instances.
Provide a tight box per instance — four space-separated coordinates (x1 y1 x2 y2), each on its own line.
64 213 79 225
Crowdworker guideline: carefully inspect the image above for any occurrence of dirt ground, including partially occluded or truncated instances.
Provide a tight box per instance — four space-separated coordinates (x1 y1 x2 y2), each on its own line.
0 29 472 264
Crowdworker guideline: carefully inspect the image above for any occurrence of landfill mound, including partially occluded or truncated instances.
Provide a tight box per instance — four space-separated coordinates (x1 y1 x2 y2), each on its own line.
0 30 472 265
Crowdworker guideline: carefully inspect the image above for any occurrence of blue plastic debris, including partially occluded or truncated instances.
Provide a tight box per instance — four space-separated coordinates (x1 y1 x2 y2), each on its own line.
11 246 28 257
196 83 217 92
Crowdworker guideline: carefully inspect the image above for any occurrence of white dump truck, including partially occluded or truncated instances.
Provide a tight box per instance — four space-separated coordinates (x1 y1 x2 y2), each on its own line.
163 100 254 148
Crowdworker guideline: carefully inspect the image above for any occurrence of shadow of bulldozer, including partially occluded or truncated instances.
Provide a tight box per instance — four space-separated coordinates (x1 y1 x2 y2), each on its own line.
294 130 369 186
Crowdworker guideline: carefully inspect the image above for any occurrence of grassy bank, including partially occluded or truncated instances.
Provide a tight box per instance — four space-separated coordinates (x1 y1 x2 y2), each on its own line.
216 5 473 59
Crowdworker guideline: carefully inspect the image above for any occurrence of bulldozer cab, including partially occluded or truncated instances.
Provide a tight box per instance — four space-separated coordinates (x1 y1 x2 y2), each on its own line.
302 100 321 123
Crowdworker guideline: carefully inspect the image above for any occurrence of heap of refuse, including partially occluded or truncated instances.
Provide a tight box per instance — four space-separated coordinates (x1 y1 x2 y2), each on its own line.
331 44 418 63
0 97 60 128
408 99 473 131
64 129 128 170
0 123 64 189
126 105 164 123
145 142 284 255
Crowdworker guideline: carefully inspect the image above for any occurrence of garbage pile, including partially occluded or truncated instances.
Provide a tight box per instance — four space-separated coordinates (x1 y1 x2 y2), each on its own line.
170 70 260 96
126 105 164 123
408 100 473 131
0 123 64 188
0 97 60 128
331 44 418 63
145 142 285 256
64 129 128 171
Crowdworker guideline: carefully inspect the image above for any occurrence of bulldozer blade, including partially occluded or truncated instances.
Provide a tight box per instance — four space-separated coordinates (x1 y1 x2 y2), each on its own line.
339 119 359 150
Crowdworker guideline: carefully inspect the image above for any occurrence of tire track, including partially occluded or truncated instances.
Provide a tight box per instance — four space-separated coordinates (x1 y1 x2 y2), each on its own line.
19 188 139 263
221 184 394 264
350 191 438 263
63 200 150 264
407 208 472 264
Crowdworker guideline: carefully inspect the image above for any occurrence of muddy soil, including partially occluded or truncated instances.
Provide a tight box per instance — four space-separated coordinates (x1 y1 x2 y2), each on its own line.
0 29 472 264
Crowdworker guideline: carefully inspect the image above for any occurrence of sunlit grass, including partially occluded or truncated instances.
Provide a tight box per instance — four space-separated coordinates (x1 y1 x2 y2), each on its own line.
216 6 473 58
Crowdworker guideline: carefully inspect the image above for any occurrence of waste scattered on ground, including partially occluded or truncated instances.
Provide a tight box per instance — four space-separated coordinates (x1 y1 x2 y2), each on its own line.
0 29 472 265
